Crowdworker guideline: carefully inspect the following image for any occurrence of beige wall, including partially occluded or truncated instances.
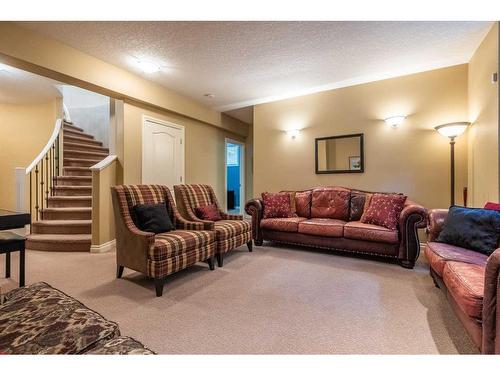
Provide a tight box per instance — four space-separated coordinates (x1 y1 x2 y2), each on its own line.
468 22 499 207
122 103 250 208
253 64 469 210
0 100 60 210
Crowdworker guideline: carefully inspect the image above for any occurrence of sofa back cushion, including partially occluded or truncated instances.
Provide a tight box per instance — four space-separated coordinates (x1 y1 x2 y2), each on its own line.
311 188 350 220
262 192 292 219
360 193 407 230
349 192 366 221
295 191 312 218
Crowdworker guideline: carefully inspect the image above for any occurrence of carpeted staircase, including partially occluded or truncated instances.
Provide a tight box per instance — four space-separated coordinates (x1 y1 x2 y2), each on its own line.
26 122 109 252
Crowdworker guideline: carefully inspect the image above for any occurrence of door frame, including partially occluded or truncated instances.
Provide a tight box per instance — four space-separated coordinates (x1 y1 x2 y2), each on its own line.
224 138 245 213
142 115 185 186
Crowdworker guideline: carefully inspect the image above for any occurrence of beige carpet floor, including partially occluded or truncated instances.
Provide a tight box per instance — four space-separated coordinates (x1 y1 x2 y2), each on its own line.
1 243 478 354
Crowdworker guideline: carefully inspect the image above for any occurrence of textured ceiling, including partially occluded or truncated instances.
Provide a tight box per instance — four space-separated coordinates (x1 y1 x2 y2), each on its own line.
18 21 492 112
0 64 61 104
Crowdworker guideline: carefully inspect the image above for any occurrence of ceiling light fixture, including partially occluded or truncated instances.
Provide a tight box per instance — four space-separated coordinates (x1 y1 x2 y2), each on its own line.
204 93 215 98
384 116 406 128
136 59 161 74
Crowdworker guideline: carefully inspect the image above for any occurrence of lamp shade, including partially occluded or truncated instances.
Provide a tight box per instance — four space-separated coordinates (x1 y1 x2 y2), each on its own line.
434 122 470 139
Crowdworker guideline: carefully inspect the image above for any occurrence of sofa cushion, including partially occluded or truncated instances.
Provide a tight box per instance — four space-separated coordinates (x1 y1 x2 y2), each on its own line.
298 218 345 237
84 336 155 355
344 221 399 244
261 217 307 232
443 261 485 320
152 230 215 260
295 191 312 218
424 242 488 277
436 205 500 255
262 192 292 218
214 219 252 241
361 193 407 230
311 188 350 220
349 192 366 221
0 282 119 354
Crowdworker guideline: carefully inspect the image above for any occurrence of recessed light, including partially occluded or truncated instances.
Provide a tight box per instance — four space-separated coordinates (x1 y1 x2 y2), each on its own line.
136 59 161 74
204 93 215 98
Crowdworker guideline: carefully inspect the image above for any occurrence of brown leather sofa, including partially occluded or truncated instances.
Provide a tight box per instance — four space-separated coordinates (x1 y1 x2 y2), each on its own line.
425 209 500 354
245 187 427 268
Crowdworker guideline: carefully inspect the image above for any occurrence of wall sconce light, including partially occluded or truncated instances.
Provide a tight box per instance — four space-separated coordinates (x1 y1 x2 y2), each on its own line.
286 129 301 139
384 116 406 128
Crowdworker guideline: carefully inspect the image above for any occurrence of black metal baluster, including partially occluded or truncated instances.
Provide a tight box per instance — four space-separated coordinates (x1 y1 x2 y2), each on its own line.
29 171 32 232
55 135 59 182
45 153 49 206
40 159 44 215
51 144 55 195
35 165 39 221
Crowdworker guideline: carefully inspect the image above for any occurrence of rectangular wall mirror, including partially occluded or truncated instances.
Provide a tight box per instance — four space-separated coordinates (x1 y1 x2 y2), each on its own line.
315 133 364 174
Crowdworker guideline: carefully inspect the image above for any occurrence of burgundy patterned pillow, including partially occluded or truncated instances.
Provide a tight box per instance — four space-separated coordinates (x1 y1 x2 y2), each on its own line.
262 192 292 219
195 204 222 221
360 193 407 230
295 191 312 218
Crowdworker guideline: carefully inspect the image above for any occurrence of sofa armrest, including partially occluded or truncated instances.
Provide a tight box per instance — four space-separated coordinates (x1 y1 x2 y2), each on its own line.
171 204 212 230
245 198 263 245
482 248 500 354
220 212 244 220
111 189 155 275
397 201 428 268
427 208 449 242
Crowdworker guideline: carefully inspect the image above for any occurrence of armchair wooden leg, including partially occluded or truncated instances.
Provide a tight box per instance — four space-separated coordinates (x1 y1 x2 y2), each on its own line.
154 278 165 297
117 265 124 278
247 240 253 252
216 253 224 267
207 256 215 270
5 251 11 278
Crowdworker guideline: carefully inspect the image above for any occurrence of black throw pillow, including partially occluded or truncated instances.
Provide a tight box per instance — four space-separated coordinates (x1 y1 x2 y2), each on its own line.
436 205 500 255
132 202 173 234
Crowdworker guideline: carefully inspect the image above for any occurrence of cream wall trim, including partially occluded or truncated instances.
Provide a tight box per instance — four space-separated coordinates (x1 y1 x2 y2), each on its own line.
90 155 118 171
0 22 221 128
90 239 116 254
141 115 185 185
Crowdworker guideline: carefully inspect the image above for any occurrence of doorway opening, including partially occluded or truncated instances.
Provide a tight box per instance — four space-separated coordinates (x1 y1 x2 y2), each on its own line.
225 139 245 215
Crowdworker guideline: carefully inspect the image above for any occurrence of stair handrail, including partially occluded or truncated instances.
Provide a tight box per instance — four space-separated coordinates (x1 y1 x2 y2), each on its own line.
26 118 63 174
16 118 64 226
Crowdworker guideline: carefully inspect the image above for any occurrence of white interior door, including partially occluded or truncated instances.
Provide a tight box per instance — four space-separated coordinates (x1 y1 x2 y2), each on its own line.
142 117 184 189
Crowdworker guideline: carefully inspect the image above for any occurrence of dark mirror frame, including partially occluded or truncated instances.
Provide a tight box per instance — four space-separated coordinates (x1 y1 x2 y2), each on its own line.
315 133 364 174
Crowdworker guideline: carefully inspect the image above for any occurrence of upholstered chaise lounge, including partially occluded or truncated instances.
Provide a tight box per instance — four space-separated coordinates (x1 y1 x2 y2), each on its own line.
245 187 427 268
174 184 252 267
425 208 500 354
111 185 216 297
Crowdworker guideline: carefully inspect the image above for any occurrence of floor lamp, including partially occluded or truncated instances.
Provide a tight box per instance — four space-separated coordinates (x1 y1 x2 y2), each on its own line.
434 122 470 206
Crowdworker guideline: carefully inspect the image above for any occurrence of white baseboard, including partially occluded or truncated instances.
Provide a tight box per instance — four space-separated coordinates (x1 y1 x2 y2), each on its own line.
90 239 116 254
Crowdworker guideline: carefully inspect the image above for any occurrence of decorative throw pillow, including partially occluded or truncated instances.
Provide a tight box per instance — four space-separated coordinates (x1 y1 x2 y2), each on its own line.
295 191 312 218
310 188 350 220
195 204 222 221
262 192 292 219
484 202 500 211
349 192 366 221
436 206 500 255
360 193 407 230
132 202 173 234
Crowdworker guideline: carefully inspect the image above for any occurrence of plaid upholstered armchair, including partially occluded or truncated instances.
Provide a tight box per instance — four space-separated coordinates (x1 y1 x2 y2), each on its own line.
174 184 252 267
111 185 216 297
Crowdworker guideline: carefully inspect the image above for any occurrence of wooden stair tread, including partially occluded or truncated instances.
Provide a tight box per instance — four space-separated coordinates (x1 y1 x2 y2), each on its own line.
63 142 109 152
41 207 91 212
27 234 91 242
64 135 102 146
48 195 91 200
63 129 94 139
